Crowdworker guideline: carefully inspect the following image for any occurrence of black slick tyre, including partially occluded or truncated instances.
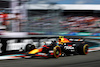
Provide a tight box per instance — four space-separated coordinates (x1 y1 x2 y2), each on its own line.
77 44 88 55
53 46 61 58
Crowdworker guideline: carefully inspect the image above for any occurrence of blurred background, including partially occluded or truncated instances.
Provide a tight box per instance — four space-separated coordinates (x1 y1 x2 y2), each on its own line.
0 0 100 35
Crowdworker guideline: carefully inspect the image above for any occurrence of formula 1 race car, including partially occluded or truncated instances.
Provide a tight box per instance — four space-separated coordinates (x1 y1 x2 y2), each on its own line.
25 36 88 58
59 36 89 56
25 41 61 58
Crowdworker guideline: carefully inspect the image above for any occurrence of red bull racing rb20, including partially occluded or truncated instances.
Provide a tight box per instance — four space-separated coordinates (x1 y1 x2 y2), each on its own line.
25 36 89 58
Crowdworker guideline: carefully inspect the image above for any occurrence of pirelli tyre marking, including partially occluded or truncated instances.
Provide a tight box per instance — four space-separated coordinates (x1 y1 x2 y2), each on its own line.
83 44 88 55
53 46 61 58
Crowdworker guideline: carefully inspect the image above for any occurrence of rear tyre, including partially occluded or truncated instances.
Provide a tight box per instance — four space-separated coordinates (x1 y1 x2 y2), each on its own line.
77 44 88 55
53 46 61 58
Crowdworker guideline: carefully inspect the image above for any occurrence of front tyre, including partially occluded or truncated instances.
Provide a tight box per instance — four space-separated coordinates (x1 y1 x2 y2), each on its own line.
53 46 61 58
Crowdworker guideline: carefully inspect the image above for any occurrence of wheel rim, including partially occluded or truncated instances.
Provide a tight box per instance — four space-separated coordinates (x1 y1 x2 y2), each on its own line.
85 46 88 54
83 44 88 54
56 49 59 55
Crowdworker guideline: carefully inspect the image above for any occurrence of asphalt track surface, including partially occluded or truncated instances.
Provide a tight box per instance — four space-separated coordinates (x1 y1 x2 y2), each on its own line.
0 51 100 67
